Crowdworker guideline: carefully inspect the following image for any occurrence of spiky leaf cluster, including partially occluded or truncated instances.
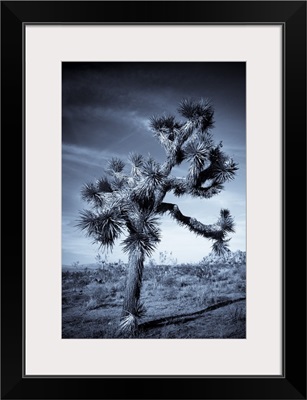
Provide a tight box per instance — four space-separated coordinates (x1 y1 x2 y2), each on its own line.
185 140 210 184
211 239 230 256
81 183 103 206
80 177 114 209
150 115 182 152
217 209 235 233
178 98 214 132
122 209 161 257
118 312 138 336
140 159 165 194
77 208 125 250
107 157 125 174
128 152 144 177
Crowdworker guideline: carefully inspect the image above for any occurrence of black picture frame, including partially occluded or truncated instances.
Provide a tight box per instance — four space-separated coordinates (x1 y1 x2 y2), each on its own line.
1 1 306 399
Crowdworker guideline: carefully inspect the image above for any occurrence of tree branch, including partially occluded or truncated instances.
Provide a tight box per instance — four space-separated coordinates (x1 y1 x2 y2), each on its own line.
165 176 224 199
156 202 230 241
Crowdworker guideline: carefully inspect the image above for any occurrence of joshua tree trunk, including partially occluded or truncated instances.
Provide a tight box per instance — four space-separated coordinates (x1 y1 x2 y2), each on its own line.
122 249 145 317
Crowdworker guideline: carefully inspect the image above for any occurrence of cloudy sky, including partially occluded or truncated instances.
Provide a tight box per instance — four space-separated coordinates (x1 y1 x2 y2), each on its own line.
62 62 246 266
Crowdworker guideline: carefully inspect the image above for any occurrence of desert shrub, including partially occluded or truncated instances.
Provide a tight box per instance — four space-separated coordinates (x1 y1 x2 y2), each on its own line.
179 278 190 288
117 275 127 292
229 304 246 322
163 275 177 287
83 286 108 310
84 297 99 310
239 266 246 280
177 263 193 276
152 272 165 289
217 269 229 281
235 281 246 293
178 284 202 305
62 271 70 279
109 284 118 297
143 264 156 281
79 275 92 286
220 280 228 289
108 264 125 280
215 295 230 303
165 287 178 301
193 263 212 280
92 286 108 301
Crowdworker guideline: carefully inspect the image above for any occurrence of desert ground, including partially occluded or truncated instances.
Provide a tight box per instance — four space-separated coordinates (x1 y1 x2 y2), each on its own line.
62 251 246 339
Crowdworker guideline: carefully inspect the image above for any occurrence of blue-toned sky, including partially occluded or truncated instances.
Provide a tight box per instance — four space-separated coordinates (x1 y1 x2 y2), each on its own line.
62 62 246 266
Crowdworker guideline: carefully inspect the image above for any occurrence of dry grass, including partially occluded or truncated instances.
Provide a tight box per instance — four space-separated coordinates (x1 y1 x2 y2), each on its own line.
62 259 246 338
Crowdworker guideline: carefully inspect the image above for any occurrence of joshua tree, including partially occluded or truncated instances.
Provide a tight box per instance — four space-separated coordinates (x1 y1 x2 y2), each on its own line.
77 99 238 333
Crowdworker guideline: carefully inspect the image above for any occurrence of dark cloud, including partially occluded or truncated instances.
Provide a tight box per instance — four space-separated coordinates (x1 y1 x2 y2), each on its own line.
62 62 245 148
63 63 245 112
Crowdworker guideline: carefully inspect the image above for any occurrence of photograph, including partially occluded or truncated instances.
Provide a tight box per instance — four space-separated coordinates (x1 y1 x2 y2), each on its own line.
1 0 306 397
62 62 246 339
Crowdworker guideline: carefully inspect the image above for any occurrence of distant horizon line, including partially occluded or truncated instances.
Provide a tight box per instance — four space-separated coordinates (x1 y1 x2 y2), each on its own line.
62 249 246 267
